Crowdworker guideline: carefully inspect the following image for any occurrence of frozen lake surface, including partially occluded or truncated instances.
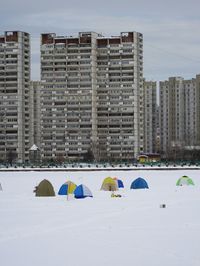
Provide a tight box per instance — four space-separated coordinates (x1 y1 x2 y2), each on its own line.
0 169 200 266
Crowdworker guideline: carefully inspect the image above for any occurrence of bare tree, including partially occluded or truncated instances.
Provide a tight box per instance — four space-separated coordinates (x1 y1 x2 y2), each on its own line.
83 149 94 162
7 150 16 166
56 154 65 164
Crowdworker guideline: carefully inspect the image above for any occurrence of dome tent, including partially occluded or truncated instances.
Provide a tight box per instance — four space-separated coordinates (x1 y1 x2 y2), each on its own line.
101 177 118 191
176 176 194 186
130 177 149 189
113 177 124 188
74 184 93 199
35 179 55 197
58 181 77 195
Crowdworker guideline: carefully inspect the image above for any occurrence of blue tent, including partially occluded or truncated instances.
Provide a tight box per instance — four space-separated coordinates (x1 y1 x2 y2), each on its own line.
58 181 76 195
117 179 124 188
58 184 68 195
74 184 93 199
130 178 149 189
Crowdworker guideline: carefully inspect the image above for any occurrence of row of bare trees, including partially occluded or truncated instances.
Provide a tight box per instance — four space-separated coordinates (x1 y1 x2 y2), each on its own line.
159 147 200 161
2 143 200 165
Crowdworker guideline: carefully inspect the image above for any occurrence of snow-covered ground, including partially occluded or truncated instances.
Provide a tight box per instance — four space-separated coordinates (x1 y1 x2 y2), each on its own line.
0 169 200 266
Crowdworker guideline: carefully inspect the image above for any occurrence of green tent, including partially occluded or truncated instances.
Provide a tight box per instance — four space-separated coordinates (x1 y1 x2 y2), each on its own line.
176 175 194 186
35 179 55 197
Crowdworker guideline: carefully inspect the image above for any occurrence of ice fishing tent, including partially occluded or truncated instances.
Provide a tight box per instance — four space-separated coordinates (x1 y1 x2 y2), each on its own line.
35 179 55 197
176 175 194 186
58 181 77 195
113 178 124 188
74 184 93 199
101 177 118 191
130 177 149 189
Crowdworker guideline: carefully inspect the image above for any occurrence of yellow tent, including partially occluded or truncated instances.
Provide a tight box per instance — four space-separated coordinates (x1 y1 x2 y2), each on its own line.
101 177 118 191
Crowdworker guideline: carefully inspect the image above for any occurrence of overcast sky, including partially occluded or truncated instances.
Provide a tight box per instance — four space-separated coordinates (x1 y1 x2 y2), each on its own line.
1 0 200 81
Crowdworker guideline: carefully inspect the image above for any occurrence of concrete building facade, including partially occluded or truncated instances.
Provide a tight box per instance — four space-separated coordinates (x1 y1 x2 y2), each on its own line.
159 75 200 157
40 31 143 162
96 32 143 161
143 81 157 154
0 31 30 163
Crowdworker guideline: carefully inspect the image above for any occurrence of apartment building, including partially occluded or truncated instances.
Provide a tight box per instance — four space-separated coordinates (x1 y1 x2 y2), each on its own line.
0 31 30 163
184 75 200 146
40 32 99 161
159 75 200 157
96 32 143 160
143 81 157 153
40 31 143 161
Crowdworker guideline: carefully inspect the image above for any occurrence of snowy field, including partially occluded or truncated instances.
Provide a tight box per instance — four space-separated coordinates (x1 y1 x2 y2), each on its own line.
0 169 200 266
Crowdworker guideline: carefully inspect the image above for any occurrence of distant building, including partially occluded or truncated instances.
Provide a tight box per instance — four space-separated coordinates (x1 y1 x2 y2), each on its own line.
0 31 30 163
143 80 157 154
159 75 200 158
40 31 143 162
138 153 161 163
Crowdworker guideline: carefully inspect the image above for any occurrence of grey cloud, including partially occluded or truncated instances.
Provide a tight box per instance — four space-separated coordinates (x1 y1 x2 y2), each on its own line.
1 0 200 17
1 0 200 80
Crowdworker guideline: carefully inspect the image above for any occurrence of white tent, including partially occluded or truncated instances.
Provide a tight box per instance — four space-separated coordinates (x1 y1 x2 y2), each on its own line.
29 144 39 151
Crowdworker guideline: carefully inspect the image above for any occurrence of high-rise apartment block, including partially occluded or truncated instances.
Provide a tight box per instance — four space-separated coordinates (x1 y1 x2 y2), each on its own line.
0 31 30 163
1 30 200 163
143 81 157 153
40 31 143 161
159 75 200 156
96 32 143 160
